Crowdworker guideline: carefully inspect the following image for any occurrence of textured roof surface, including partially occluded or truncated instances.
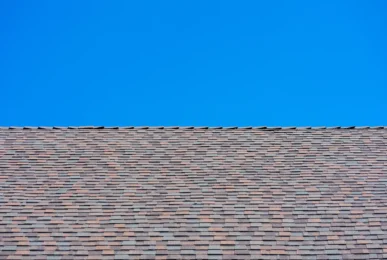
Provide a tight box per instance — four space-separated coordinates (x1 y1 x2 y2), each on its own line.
1 127 387 259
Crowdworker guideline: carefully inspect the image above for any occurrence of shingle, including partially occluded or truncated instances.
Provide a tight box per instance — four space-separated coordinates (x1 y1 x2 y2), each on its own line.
0 127 386 258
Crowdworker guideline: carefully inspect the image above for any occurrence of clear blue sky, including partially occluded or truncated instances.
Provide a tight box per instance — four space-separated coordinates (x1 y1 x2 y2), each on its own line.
1 1 386 127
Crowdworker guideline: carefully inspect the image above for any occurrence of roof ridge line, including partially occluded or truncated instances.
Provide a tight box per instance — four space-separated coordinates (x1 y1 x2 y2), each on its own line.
1 126 385 130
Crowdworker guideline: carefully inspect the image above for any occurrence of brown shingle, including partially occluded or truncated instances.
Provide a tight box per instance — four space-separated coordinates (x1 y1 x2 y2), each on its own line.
0 127 386 259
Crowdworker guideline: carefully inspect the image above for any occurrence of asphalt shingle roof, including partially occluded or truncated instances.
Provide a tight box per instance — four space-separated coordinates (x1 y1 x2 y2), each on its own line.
1 127 386 259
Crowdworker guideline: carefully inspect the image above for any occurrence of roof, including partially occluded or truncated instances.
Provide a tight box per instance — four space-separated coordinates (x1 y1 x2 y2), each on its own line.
1 127 386 259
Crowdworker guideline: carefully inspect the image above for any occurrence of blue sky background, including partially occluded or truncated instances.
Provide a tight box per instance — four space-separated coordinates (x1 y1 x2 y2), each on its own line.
1 1 386 127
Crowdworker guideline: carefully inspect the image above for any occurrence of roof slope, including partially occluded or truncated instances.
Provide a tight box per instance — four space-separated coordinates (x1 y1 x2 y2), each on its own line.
0 128 386 259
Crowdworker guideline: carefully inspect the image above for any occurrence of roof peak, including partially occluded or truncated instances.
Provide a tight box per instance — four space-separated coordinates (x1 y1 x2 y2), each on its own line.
1 126 385 130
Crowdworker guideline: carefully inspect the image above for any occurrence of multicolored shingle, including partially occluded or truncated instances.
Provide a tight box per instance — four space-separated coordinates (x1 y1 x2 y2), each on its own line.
0 127 386 259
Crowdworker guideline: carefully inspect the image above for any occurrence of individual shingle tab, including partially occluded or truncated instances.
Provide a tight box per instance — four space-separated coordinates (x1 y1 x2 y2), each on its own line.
0 127 386 259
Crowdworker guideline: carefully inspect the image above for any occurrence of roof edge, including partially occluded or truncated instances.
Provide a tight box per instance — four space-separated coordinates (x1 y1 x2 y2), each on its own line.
1 126 385 130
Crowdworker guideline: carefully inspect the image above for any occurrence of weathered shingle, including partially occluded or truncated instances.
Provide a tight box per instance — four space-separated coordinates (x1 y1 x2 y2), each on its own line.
0 127 386 259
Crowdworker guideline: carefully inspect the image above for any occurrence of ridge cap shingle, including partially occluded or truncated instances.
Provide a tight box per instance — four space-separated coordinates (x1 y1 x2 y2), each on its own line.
1 126 385 130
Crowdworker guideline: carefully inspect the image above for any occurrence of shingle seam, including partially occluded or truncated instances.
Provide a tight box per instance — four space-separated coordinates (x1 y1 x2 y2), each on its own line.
1 126 385 129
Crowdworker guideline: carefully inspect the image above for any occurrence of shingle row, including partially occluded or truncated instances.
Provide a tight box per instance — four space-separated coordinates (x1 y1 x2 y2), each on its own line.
1 126 386 130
